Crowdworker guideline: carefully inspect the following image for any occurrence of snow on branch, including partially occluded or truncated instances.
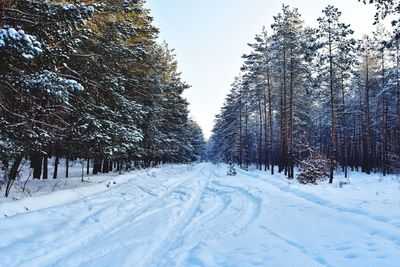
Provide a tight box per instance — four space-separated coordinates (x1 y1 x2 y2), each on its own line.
22 71 84 103
0 27 43 59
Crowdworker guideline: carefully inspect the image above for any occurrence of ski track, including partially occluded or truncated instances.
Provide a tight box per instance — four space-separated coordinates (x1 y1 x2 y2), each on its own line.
1 163 400 267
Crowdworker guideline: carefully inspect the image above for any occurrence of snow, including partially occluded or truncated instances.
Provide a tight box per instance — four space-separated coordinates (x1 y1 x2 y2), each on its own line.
0 163 400 267
23 71 84 103
0 27 43 59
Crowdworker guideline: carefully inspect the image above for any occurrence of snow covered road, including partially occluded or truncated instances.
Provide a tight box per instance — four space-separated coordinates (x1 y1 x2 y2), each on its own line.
1 163 400 267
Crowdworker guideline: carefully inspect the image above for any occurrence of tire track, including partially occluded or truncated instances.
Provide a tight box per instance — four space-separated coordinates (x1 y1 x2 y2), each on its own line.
53 165 212 267
155 174 262 267
7 165 207 267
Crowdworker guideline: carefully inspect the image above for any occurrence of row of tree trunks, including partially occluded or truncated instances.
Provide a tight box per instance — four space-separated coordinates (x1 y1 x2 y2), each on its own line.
1 155 163 197
24 156 140 179
235 73 278 173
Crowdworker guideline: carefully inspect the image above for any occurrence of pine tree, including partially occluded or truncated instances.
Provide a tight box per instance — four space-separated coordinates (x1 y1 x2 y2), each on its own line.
316 5 355 182
1 0 205 196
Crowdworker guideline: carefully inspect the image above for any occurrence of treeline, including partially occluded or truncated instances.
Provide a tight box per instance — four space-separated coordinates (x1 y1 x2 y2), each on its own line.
209 2 400 182
0 0 205 194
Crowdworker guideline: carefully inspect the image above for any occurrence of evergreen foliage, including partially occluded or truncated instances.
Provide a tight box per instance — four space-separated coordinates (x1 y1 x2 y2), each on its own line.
209 4 400 183
0 0 205 195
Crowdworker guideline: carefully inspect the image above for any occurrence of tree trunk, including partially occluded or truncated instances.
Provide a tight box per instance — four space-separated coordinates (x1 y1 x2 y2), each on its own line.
86 158 90 175
340 76 348 178
5 156 23 197
116 159 120 172
238 94 243 167
2 159 9 183
258 100 263 171
267 69 274 175
42 155 48 179
244 102 249 170
65 158 69 178
381 48 387 176
279 40 287 175
364 39 373 175
93 158 100 175
328 23 336 184
396 41 400 156
288 45 294 179
263 85 269 171
53 154 59 179
32 153 42 179
102 158 109 173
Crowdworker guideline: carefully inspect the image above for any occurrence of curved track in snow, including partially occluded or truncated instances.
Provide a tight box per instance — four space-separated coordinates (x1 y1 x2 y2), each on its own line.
1 163 400 267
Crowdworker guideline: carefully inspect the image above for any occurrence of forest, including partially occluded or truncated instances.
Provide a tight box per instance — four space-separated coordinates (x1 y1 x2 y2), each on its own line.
208 1 400 183
0 0 399 197
0 0 206 197
1 1 400 266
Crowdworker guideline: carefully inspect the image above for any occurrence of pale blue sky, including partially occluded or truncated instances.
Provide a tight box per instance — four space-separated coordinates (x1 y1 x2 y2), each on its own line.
145 0 376 138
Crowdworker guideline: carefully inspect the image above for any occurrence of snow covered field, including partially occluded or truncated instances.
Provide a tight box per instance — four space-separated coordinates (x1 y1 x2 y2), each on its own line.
1 163 400 267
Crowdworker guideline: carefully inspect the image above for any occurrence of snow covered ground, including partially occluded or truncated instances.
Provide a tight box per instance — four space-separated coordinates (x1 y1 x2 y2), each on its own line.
1 163 400 267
